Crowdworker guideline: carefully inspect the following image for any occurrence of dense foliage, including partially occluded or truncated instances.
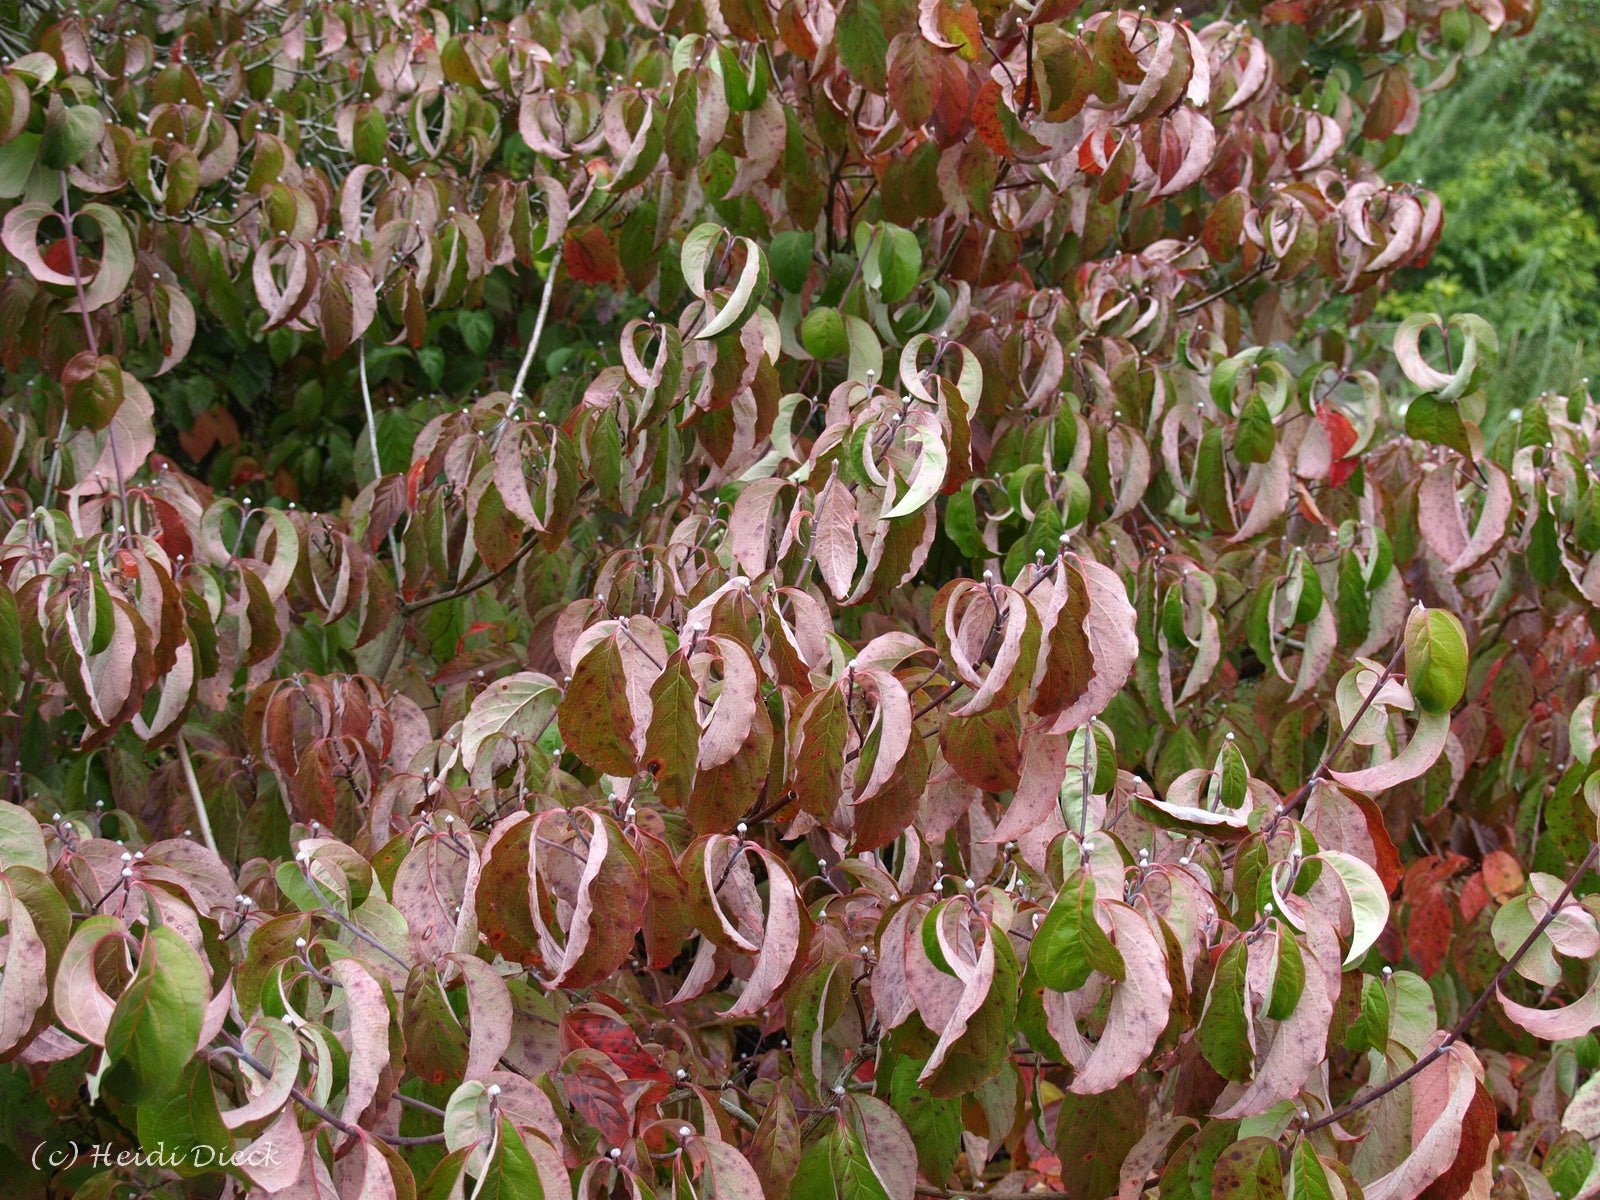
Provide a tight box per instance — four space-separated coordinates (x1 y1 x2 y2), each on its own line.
1377 0 1600 415
2 0 1600 1197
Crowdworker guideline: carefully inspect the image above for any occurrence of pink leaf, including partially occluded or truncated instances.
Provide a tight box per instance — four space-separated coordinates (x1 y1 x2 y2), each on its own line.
328 959 391 1127
813 470 859 602
1360 1039 1480 1200
1498 972 1600 1040
1329 708 1449 792
1043 556 1137 733
1068 902 1172 1095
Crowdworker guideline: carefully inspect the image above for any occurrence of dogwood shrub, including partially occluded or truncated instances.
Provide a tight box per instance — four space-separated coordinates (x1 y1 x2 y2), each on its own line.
2 0 1599 1197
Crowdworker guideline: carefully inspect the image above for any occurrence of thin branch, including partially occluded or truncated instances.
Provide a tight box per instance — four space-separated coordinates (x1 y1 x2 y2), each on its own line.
510 245 565 403
1177 258 1273 316
399 529 542 615
176 733 222 860
298 864 413 970
911 680 964 724
212 1040 448 1146
1306 841 1600 1132
1268 638 1407 835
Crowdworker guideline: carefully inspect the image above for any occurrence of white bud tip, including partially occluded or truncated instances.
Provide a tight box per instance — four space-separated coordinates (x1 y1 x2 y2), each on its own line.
736 822 748 835
487 1084 501 1096
679 1126 693 1138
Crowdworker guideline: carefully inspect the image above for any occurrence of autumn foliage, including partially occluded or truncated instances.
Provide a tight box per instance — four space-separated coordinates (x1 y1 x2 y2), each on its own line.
3 0 1600 1197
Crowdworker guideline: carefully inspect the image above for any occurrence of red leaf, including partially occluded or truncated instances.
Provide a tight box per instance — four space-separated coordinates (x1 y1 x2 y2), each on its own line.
1316 403 1359 488
565 1061 633 1146
561 1008 671 1083
564 225 623 285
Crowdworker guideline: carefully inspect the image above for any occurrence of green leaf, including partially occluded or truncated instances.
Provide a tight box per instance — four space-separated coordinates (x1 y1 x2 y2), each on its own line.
65 354 126 431
1343 975 1390 1054
1197 938 1252 1082
1209 347 1264 416
1054 1083 1145 1200
889 1057 961 1187
944 488 984 557
770 230 813 292
39 97 105 169
1031 870 1124 993
1335 550 1370 646
477 1117 546 1200
1319 851 1391 967
1404 394 1472 456
104 926 208 1103
1287 1140 1336 1200
793 1122 892 1200
134 1059 234 1177
1290 557 1322 626
1194 427 1234 531
456 310 494 356
920 900 959 977
876 224 921 304
801 305 848 359
1543 1130 1592 1200
1234 393 1276 464
1216 742 1249 810
644 656 701 810
1404 606 1468 713
1266 932 1305 1021
1210 1136 1285 1200
835 0 889 91
0 586 20 702
0 800 47 872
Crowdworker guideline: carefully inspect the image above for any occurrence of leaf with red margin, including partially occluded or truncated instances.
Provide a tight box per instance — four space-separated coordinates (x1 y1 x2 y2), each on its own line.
561 1006 672 1083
